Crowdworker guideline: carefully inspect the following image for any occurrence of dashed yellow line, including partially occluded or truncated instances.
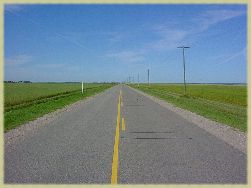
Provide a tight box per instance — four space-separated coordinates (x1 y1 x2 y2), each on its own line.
122 117 125 131
111 93 121 184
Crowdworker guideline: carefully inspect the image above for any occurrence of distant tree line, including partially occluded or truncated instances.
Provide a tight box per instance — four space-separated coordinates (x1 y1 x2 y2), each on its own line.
4 81 119 84
4 81 32 83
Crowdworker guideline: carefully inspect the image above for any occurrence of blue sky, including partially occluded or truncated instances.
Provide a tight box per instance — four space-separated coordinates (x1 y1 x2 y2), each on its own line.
4 4 247 83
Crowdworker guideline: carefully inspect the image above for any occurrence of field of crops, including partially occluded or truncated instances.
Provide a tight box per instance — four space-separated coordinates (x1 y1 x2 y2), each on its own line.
4 83 114 131
4 83 103 108
131 84 247 132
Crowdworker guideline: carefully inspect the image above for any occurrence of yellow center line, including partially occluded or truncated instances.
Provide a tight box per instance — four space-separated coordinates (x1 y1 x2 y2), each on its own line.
111 94 121 184
122 117 125 131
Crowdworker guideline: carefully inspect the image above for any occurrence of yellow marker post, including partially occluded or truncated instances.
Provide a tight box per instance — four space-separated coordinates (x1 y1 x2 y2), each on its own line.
122 118 125 131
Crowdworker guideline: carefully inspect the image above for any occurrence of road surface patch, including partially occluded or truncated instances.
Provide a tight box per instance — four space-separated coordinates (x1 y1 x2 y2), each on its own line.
130 131 174 133
133 137 192 140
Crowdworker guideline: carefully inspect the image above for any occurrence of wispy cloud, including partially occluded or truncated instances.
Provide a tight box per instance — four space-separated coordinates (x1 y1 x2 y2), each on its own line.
217 47 246 65
5 5 23 13
36 63 67 69
106 50 145 63
6 9 89 51
5 54 33 66
105 8 246 66
50 32 89 50
145 9 246 53
196 9 246 32
150 26 189 51
105 31 125 43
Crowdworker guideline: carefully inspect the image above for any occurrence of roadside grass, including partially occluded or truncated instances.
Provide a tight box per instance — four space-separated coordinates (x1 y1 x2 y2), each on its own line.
4 83 103 107
4 84 114 132
130 84 247 132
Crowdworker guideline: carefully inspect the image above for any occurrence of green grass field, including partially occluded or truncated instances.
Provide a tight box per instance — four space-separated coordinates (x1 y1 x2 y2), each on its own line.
5 83 103 109
130 84 247 132
4 83 114 131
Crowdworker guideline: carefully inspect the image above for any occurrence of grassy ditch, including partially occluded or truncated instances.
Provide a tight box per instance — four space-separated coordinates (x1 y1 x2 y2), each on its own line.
4 83 114 132
130 84 247 132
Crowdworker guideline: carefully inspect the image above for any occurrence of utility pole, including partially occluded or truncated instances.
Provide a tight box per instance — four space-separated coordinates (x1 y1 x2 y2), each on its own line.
177 46 190 95
138 73 139 87
147 69 150 86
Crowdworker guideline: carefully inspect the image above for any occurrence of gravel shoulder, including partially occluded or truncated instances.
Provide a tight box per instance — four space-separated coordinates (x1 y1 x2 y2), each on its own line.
128 85 247 154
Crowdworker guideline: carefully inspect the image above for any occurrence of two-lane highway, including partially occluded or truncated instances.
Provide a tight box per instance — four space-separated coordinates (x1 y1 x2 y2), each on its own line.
4 84 246 184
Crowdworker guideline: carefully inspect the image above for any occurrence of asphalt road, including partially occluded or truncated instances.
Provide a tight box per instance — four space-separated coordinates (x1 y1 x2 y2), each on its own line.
4 84 246 184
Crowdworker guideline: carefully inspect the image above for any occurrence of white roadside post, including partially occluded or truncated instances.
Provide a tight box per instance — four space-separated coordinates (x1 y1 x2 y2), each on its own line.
81 81 84 94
